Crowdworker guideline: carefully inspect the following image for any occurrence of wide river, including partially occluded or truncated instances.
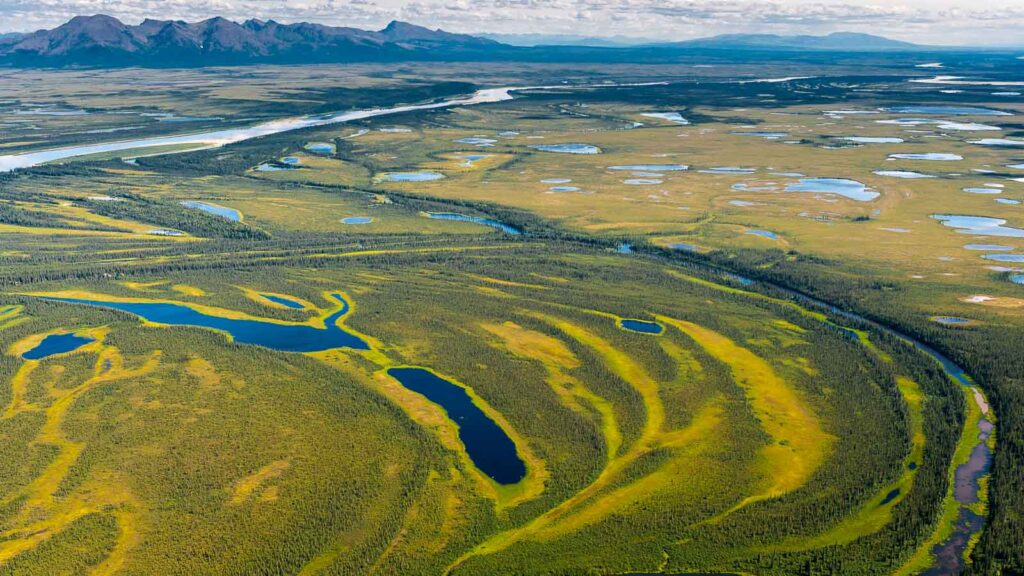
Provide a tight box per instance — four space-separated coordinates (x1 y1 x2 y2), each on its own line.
0 82 663 172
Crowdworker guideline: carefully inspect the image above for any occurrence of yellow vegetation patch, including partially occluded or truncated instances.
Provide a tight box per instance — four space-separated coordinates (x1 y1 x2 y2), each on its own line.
185 356 221 390
658 315 834 516
481 321 578 370
230 460 290 504
120 280 168 292
172 284 206 297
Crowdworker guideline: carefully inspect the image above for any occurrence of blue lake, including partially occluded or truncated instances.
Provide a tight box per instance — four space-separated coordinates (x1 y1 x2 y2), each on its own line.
889 153 963 161
426 212 520 235
23 333 94 360
616 243 634 254
1011 274 1024 285
342 217 373 224
785 178 879 201
983 254 1024 263
541 178 572 184
699 167 756 174
608 164 689 171
963 188 1003 195
456 137 497 146
995 199 1021 205
964 244 1012 251
260 294 305 309
933 316 971 325
885 106 1011 116
529 144 602 154
305 142 335 154
746 230 779 239
43 294 369 352
281 156 301 165
624 179 662 185
180 201 241 222
387 367 525 484
874 170 934 179
377 171 445 182
620 319 664 334
932 214 1024 238
969 139 1024 148
549 186 580 192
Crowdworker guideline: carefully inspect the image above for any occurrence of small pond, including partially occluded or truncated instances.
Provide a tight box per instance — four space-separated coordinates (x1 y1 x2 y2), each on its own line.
619 319 664 334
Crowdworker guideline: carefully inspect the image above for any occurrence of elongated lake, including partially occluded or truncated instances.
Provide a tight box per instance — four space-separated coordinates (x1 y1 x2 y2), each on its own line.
387 367 526 484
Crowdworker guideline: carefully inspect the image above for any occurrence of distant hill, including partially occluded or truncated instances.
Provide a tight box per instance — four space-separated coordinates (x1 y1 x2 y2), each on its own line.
481 33 659 47
656 32 923 51
0 15 503 67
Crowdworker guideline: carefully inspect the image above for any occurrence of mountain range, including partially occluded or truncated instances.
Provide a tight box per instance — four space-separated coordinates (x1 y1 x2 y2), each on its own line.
0 15 985 68
0 15 500 66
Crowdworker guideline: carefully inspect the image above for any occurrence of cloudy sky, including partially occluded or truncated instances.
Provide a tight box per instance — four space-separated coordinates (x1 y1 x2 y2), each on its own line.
2 0 1023 46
